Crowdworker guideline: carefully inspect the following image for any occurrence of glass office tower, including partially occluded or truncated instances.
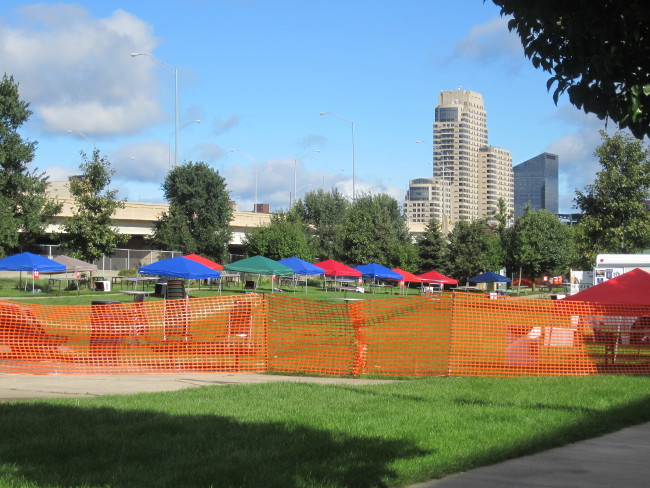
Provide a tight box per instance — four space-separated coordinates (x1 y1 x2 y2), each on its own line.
513 152 559 218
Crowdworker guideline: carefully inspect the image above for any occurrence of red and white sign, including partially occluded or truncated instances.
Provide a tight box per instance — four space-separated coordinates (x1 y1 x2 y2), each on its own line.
33 270 39 278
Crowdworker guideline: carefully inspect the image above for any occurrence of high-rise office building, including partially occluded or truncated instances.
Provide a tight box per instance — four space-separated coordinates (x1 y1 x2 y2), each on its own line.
404 90 513 229
513 152 559 218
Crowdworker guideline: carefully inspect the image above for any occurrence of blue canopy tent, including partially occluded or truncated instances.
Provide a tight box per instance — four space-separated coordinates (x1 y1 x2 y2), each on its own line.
0 252 66 292
139 256 222 298
468 271 511 292
138 256 221 279
468 271 511 283
354 263 403 293
278 256 325 292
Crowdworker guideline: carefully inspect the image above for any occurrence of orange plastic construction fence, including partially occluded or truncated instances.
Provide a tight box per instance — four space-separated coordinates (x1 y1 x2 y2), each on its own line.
2 293 650 376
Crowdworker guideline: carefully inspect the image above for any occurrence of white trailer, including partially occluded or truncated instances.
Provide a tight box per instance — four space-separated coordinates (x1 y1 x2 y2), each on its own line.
593 253 650 285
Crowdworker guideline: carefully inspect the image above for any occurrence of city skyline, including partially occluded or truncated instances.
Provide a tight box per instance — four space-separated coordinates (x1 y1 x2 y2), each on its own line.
1 1 610 214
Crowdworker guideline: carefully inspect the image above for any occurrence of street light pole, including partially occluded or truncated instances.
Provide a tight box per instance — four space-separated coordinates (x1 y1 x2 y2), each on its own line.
320 112 355 201
230 148 258 212
67 129 95 148
293 150 321 208
131 52 179 168
168 120 200 170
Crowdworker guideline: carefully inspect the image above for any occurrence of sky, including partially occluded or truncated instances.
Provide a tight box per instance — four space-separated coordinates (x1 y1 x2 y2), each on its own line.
1 0 612 214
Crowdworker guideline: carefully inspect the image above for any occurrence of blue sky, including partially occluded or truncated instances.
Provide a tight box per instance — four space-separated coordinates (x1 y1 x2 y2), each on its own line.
1 0 610 214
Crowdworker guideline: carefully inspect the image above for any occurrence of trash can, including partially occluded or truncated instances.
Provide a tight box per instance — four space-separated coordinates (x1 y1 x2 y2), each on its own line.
94 280 111 292
90 300 125 363
155 282 167 296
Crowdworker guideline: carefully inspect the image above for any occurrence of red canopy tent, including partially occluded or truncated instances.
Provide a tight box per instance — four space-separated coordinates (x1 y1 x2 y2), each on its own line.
183 254 223 271
391 268 422 283
418 270 458 285
562 268 650 304
313 259 362 277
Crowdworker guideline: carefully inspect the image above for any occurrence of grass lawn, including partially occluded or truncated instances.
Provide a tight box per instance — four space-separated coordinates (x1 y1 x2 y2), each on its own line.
1 375 650 487
1 276 425 305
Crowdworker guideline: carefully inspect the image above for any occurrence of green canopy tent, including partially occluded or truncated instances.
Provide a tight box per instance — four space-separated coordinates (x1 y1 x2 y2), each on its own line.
223 255 293 292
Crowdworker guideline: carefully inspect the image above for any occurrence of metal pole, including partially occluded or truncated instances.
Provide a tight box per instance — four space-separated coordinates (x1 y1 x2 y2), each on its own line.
351 121 356 201
174 67 178 167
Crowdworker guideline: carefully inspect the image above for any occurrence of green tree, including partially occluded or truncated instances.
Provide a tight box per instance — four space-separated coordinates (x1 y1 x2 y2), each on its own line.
416 218 447 274
0 74 61 256
510 206 574 289
339 193 416 268
492 197 514 273
574 130 650 265
446 219 503 283
58 149 126 262
151 162 232 262
243 213 315 261
290 188 349 261
490 1 650 139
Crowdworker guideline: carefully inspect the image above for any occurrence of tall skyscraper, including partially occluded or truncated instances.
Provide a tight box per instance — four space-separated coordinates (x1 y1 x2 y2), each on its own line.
404 90 513 229
513 152 559 218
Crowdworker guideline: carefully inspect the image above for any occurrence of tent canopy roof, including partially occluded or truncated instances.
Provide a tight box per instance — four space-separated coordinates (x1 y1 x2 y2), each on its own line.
223 255 293 275
278 257 325 275
419 269 458 285
183 254 223 271
563 268 650 304
354 263 403 280
468 271 511 283
0 252 65 272
138 256 220 279
392 268 422 283
42 255 97 273
313 259 362 277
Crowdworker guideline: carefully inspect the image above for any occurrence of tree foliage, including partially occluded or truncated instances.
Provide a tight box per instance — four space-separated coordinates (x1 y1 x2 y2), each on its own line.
243 213 315 261
58 149 126 262
151 162 232 262
574 130 650 264
339 193 416 268
0 74 61 256
416 219 447 274
445 219 503 284
509 206 574 287
290 188 349 261
491 1 650 139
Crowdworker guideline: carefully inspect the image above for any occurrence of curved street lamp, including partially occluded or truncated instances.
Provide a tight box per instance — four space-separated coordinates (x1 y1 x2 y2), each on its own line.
293 149 321 208
131 52 179 167
168 120 201 169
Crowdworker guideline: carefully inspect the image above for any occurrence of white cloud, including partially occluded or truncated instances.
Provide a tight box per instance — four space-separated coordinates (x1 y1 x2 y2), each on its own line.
543 108 608 213
0 5 162 136
222 156 403 212
110 140 170 182
452 16 524 66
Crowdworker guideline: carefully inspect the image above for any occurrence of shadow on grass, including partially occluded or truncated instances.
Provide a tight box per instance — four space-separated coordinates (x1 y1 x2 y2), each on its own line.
0 403 428 488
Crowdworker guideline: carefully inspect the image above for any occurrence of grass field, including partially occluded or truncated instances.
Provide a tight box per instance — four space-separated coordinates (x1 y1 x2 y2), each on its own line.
1 375 650 487
1 276 426 305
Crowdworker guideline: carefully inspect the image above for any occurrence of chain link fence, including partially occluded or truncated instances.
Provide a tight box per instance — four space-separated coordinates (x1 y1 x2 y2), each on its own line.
33 245 179 274
32 245 244 274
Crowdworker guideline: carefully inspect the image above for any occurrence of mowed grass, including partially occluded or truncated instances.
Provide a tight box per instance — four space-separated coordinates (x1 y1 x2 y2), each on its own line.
3 279 421 305
2 375 650 488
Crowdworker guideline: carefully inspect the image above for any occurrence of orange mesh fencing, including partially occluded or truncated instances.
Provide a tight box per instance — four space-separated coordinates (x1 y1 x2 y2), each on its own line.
3 293 650 376
0 295 267 374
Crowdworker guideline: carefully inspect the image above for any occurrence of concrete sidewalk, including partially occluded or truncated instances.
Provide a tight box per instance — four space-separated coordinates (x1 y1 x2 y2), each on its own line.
0 373 392 401
413 422 650 488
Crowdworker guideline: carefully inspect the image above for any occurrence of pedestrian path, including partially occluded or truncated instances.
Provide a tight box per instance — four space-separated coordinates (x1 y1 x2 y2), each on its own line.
411 421 650 487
